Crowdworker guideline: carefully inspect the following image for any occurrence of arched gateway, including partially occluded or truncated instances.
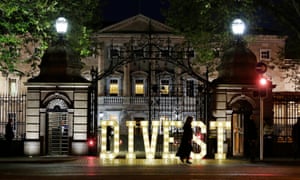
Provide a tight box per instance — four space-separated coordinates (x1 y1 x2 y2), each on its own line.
46 97 70 155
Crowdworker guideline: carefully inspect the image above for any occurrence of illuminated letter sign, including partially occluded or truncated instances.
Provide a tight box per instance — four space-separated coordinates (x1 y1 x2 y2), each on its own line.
126 121 136 159
141 121 159 159
191 121 207 160
162 121 182 159
100 120 119 159
161 121 207 159
210 121 231 160
99 120 211 160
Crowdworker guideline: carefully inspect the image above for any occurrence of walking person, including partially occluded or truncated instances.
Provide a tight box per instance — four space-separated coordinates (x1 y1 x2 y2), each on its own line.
176 116 193 164
292 117 300 159
247 115 257 162
5 118 14 156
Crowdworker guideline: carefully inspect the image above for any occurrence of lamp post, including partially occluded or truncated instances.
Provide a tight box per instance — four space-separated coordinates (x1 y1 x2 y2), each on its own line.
257 75 268 160
256 60 268 161
89 66 98 155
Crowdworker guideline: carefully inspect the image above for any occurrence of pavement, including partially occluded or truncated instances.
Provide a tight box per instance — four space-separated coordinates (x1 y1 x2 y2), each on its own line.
0 155 78 163
0 155 300 166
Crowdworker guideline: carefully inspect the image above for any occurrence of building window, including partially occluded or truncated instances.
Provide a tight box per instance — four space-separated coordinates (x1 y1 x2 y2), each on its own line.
9 79 17 96
135 79 144 96
186 80 194 97
260 49 271 61
109 79 119 96
160 79 169 96
109 46 121 59
109 114 118 121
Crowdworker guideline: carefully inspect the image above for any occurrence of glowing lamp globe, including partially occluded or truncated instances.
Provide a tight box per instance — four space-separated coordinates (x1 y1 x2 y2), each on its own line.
55 17 68 34
231 19 245 35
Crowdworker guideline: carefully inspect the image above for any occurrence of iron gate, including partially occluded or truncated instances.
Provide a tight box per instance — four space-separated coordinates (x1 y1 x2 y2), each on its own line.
47 112 69 155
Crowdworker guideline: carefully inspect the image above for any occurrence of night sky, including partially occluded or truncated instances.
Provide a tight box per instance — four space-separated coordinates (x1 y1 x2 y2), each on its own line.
100 0 282 35
102 0 166 23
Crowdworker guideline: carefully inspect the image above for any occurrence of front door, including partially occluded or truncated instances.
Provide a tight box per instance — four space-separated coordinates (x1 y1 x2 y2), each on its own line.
231 100 253 157
232 113 244 156
47 112 69 155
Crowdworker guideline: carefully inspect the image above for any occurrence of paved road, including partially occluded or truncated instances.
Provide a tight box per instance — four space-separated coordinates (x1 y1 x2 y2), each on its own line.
0 157 300 180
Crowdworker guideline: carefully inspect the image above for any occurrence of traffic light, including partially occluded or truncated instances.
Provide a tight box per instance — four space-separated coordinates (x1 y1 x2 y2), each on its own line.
87 136 97 155
254 77 268 97
259 77 267 97
88 138 95 147
259 77 267 86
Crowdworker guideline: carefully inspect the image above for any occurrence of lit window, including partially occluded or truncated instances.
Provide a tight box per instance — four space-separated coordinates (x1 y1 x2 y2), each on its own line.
109 79 119 96
260 49 271 60
109 114 118 121
160 80 169 96
9 79 17 96
135 79 144 96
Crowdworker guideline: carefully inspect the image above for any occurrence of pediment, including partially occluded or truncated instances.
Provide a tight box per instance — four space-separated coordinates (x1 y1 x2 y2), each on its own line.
99 14 174 34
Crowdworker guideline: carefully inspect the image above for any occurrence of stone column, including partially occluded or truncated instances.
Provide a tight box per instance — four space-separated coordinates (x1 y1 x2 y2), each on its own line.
40 108 46 155
123 64 131 97
97 43 105 96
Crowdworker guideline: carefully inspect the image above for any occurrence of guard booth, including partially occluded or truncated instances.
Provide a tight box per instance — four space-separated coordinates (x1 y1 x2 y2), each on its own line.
47 107 69 155
24 41 90 156
211 41 273 159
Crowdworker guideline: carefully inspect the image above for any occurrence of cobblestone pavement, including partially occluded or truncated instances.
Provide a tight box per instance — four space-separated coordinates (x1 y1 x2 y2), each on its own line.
0 156 300 180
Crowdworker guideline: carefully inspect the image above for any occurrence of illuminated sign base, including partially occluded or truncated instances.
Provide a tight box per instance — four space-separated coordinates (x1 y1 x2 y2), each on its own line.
100 120 230 160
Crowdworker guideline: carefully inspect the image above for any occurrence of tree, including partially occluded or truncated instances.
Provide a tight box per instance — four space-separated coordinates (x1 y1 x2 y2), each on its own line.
254 0 300 59
162 0 257 67
0 0 100 74
163 0 300 62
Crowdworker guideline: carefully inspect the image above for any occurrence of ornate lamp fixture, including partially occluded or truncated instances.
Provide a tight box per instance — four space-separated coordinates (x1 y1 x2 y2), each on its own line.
55 17 68 34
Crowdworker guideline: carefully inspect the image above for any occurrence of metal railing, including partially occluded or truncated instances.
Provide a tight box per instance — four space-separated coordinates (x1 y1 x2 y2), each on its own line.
273 92 300 143
0 95 26 140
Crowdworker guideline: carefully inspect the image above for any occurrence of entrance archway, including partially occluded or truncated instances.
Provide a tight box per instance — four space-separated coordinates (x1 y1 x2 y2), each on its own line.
46 99 70 155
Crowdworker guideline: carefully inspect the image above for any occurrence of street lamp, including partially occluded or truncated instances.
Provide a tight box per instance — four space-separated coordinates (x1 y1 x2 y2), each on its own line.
231 18 245 36
55 17 68 34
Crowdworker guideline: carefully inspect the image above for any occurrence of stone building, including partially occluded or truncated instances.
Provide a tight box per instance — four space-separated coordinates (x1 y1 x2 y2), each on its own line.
24 41 91 156
0 14 299 158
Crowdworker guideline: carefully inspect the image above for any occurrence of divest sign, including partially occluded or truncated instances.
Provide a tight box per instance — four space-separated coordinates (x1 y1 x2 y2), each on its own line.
100 120 230 160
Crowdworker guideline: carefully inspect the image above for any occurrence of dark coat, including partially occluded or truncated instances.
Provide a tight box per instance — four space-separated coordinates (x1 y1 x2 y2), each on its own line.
292 122 300 144
5 122 14 141
176 122 193 158
247 120 257 141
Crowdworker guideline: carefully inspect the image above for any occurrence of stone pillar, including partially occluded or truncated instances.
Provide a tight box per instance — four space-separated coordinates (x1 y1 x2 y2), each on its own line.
40 109 46 155
97 43 105 96
176 67 182 96
68 109 74 137
24 90 41 156
123 64 131 96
